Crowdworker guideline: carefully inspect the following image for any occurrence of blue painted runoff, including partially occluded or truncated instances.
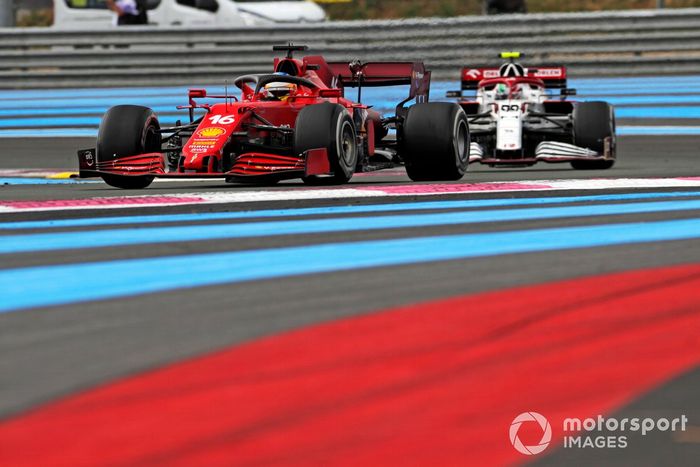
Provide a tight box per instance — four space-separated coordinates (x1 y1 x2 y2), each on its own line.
3 216 700 313
3 198 700 254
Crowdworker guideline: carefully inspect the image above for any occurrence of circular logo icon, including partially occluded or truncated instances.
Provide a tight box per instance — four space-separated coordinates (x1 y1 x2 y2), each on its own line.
197 127 226 138
510 412 552 455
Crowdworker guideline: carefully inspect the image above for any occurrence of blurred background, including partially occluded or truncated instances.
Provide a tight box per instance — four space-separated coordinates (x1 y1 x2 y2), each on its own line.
4 0 700 27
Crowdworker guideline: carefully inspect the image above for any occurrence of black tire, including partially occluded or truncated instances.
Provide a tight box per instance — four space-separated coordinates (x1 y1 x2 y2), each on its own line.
96 105 161 189
295 103 358 185
571 101 616 170
401 103 470 181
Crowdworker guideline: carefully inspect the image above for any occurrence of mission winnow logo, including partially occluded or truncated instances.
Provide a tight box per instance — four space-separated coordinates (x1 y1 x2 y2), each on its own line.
509 412 688 455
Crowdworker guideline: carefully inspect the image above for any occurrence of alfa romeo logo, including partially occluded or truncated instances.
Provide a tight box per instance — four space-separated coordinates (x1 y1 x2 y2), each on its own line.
510 412 552 455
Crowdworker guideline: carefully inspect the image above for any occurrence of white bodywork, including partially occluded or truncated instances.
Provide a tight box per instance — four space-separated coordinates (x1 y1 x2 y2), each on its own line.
477 81 546 153
53 0 326 29
469 80 604 163
495 102 523 151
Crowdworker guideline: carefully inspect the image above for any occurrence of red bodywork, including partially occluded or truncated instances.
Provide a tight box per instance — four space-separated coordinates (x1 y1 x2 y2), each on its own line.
460 65 568 91
454 64 574 115
79 54 431 182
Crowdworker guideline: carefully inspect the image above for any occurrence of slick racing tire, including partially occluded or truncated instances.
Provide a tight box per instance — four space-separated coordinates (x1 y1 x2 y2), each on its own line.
296 103 358 185
401 103 469 181
96 105 161 189
571 101 616 170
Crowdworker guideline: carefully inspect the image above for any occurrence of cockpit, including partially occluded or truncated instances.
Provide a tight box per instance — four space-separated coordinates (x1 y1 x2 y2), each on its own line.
477 78 546 110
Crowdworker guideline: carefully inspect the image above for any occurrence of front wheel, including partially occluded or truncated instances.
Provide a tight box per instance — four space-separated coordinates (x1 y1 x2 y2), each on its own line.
571 101 616 170
400 103 470 181
295 103 358 186
96 105 161 189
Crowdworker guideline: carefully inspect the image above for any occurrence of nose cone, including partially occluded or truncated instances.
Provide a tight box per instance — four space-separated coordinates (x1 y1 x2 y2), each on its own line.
183 121 234 171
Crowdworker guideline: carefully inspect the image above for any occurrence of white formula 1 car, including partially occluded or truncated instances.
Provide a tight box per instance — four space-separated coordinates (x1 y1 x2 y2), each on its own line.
448 52 616 169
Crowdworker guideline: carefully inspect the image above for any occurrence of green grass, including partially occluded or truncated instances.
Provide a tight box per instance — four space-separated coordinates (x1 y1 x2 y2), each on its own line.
321 0 700 20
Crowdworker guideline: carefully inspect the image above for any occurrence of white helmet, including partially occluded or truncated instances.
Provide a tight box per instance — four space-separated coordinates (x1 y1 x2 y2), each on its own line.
264 82 297 100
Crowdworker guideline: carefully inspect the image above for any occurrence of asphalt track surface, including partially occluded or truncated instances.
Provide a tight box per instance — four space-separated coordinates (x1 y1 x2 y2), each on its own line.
1 135 699 466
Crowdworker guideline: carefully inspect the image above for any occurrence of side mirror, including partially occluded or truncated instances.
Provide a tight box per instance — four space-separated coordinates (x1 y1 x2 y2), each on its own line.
561 88 577 97
446 90 462 98
189 89 207 99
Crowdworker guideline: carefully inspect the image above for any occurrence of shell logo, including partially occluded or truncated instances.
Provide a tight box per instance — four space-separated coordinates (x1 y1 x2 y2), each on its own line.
197 127 226 138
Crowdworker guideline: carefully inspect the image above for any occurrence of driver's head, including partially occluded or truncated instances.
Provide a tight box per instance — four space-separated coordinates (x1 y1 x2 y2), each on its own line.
263 82 297 101
495 83 509 99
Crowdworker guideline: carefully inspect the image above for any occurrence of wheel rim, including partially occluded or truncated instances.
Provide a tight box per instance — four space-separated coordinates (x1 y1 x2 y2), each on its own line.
145 122 160 153
455 119 468 163
339 121 356 168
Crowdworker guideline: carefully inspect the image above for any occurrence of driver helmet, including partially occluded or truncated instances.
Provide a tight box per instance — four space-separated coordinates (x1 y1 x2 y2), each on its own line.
263 81 297 101
495 83 509 99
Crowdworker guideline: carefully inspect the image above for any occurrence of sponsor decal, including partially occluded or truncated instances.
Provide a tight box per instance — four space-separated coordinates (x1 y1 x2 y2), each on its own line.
197 127 226 138
189 145 213 154
465 68 481 79
500 63 525 77
188 137 218 154
535 68 563 77
84 151 94 167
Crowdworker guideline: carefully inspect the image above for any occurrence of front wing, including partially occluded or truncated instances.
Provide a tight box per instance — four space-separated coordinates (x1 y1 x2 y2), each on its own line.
77 149 332 180
469 138 615 165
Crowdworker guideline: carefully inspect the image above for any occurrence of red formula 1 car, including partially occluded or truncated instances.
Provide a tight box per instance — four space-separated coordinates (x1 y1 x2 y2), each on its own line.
447 53 616 170
78 44 470 189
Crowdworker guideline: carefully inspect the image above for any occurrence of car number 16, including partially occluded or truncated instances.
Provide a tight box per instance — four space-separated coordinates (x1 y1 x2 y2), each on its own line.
209 115 236 125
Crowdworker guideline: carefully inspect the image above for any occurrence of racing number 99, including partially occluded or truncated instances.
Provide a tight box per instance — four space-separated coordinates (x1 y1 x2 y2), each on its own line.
500 104 520 112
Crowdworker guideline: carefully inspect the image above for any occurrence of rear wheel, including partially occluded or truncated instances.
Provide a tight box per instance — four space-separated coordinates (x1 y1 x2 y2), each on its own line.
401 103 469 181
96 105 161 189
295 103 358 185
571 101 616 170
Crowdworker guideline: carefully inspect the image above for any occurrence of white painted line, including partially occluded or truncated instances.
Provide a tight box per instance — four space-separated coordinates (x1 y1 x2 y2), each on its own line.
2 178 700 213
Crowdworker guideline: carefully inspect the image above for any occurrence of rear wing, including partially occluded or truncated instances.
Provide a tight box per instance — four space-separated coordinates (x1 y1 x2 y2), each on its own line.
327 61 430 88
332 61 431 116
460 65 568 91
302 57 431 116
